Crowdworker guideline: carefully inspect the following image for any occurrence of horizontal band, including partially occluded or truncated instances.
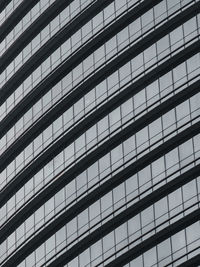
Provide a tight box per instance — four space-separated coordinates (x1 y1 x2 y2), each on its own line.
0 0 12 13
0 0 40 43
3 120 200 266
0 0 116 104
0 0 75 73
0 77 200 254
177 254 200 267
0 35 199 211
105 208 200 267
0 2 198 176
0 0 163 146
1 1 200 266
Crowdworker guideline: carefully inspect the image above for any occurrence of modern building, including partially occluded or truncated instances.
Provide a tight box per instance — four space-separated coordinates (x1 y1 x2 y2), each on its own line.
0 0 200 266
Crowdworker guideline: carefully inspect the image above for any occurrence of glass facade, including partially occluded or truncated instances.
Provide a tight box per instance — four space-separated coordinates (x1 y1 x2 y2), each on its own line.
0 0 200 266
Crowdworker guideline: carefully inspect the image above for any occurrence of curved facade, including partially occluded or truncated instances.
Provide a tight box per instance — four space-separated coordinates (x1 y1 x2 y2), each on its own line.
0 0 200 266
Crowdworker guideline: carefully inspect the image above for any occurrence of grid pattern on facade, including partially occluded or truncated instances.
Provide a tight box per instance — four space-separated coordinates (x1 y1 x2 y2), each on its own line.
0 0 200 266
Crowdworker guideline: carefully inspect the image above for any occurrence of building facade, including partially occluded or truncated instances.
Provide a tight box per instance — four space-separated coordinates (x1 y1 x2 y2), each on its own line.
0 0 200 266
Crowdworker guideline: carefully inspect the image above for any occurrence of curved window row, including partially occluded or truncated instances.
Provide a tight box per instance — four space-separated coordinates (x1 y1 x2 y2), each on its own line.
0 14 199 175
49 199 200 267
1 67 200 264
0 0 136 110
1 1 200 266
0 87 199 250
0 0 94 80
0 0 197 146
0 36 198 258
1 30 199 194
0 0 198 187
0 0 195 149
2 129 200 265
0 0 22 24
1 17 199 214
0 0 161 171
1 47 199 254
1 83 199 242
104 208 200 267
0 0 105 76
0 0 43 45
0 0 57 57
0 0 159 150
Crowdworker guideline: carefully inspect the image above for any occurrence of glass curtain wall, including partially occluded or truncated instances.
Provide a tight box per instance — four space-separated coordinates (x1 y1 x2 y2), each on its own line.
0 0 200 266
